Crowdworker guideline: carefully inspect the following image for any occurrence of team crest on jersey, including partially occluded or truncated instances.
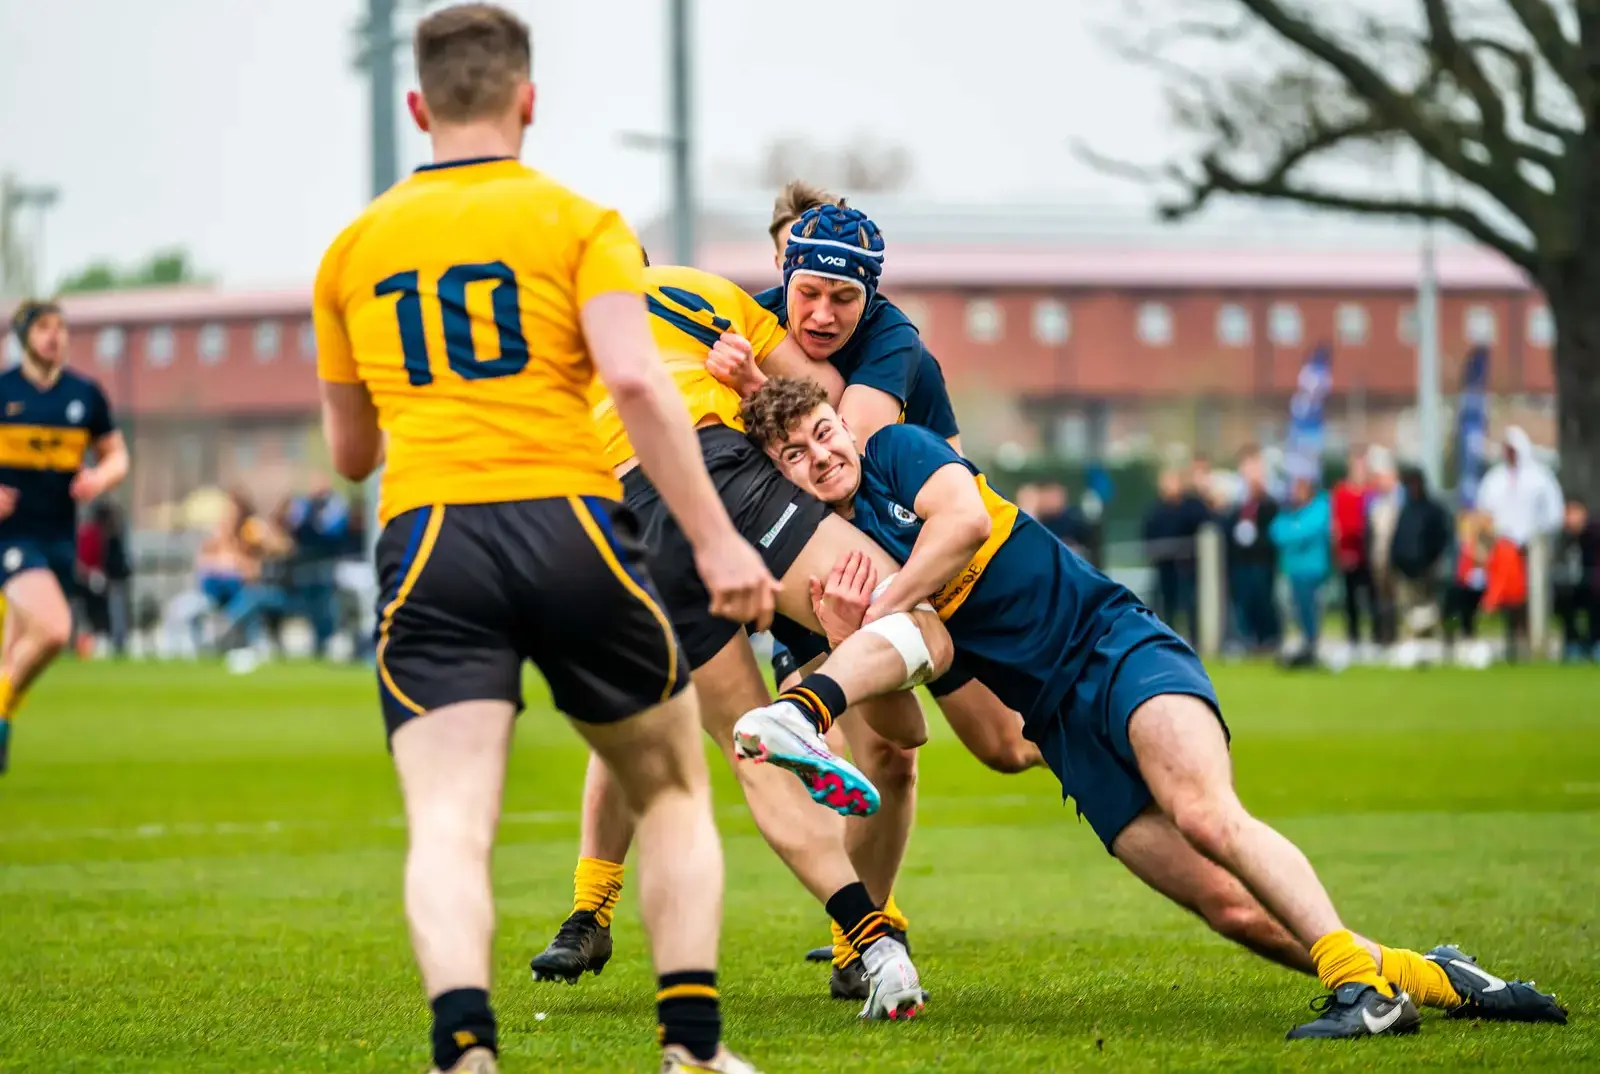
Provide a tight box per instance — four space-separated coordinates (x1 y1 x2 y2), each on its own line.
888 502 917 526
5 402 21 416
65 400 85 424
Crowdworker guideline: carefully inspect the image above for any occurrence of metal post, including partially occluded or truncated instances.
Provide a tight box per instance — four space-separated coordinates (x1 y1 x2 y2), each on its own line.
1527 534 1551 659
1416 159 1443 488
668 0 695 267
352 0 404 639
368 0 400 199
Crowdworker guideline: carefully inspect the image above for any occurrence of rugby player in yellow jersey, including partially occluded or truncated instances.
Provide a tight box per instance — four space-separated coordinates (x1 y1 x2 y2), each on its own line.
528 260 943 1023
313 7 777 1072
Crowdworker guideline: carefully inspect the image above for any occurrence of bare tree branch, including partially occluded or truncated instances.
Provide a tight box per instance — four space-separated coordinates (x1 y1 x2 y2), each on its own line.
1465 35 1580 144
1164 150 1539 273
1504 0 1587 97
1229 0 1533 210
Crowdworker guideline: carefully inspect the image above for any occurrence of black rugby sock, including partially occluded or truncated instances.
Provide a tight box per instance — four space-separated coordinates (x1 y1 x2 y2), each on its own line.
826 881 893 954
657 970 721 1062
778 672 847 733
430 987 497 1071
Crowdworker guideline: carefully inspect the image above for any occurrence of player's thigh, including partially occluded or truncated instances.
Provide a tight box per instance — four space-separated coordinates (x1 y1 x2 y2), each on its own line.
514 496 688 727
1107 621 1233 815
1 556 72 644
776 513 906 634
391 698 516 837
575 685 710 813
374 505 524 740
689 631 775 743
934 677 1034 772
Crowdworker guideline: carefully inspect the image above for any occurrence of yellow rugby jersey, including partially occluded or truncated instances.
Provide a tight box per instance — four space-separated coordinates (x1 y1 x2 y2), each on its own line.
314 156 640 523
589 265 786 469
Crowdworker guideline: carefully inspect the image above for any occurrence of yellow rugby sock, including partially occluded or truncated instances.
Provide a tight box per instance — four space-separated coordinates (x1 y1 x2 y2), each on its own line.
572 857 624 928
882 892 909 933
0 673 15 720
1311 930 1393 996
830 919 858 968
1381 946 1462 1010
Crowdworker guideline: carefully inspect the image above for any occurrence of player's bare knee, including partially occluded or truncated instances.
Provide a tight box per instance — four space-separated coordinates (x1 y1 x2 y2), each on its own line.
1199 889 1273 945
31 612 70 657
1168 798 1241 862
858 734 918 793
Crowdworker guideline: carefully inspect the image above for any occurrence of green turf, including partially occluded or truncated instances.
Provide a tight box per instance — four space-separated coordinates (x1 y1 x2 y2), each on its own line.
0 662 1595 1072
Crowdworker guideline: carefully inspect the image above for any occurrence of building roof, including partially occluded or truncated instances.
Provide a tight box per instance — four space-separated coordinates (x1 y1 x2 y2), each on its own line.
10 202 1535 325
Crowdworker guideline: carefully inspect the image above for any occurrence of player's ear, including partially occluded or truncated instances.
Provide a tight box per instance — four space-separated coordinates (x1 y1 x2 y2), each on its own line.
519 82 535 128
406 90 431 134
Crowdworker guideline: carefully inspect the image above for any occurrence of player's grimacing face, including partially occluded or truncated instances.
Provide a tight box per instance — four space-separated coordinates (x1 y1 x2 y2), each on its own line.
787 277 865 361
770 404 860 505
26 312 67 366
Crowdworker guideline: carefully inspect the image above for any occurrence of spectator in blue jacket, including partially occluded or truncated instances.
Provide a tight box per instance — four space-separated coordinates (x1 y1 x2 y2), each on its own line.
282 478 349 658
1270 463 1333 667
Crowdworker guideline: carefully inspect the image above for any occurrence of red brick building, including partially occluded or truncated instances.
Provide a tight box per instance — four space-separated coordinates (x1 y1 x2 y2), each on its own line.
24 228 1552 520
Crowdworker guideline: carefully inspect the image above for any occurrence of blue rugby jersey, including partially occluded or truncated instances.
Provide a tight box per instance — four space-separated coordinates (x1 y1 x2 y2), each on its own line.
846 424 1140 728
753 287 957 438
0 366 116 543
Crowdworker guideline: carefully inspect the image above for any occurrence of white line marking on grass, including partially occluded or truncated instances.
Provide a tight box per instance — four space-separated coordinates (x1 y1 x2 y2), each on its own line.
0 793 1044 846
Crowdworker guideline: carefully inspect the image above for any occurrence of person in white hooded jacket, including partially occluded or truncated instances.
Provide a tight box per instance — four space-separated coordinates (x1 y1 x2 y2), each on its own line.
1475 426 1563 549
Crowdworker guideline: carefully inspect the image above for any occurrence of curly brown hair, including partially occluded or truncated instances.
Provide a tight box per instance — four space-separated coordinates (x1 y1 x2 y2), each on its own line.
740 376 831 450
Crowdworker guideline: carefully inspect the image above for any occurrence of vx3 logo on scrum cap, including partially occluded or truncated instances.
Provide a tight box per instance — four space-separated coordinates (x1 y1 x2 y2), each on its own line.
818 255 848 268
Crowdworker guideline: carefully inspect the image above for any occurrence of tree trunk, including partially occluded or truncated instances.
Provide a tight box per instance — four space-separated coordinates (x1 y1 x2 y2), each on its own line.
1542 265 1600 510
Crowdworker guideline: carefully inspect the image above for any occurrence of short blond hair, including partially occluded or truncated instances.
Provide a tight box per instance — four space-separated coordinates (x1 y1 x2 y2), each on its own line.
768 180 844 244
413 3 531 123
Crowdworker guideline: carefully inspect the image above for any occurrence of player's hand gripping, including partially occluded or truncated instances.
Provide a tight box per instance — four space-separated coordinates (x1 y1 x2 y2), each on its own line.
705 332 767 398
695 531 782 631
70 468 107 503
0 485 15 520
809 550 877 649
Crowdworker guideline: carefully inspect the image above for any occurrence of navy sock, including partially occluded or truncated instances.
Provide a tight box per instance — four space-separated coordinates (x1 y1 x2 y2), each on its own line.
778 672 848 733
657 970 720 1062
430 987 497 1071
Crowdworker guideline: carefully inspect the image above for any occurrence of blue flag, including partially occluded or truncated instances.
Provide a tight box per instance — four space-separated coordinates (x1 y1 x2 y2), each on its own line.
1285 344 1332 480
1455 345 1490 507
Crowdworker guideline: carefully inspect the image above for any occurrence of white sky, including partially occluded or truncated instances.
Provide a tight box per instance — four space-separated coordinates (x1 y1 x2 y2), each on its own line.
2 0 1430 288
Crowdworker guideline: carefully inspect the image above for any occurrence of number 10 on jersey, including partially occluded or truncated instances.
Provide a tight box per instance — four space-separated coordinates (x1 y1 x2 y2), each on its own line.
375 261 530 386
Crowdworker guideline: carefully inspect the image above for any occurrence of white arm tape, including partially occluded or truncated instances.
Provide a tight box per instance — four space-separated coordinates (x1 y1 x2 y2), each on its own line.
863 574 936 689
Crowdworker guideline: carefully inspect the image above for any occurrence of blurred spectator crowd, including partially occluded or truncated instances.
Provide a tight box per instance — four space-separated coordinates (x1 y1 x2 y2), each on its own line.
1141 428 1600 668
62 476 371 666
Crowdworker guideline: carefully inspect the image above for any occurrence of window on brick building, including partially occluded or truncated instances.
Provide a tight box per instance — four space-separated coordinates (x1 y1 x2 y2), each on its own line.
1216 303 1250 347
198 323 227 365
146 326 175 367
965 299 1002 343
1269 302 1303 346
1336 303 1369 346
254 320 281 361
1032 300 1070 345
1137 302 1172 346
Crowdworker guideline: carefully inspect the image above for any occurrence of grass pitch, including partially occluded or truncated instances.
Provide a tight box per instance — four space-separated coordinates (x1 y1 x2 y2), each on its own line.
0 660 1595 1072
